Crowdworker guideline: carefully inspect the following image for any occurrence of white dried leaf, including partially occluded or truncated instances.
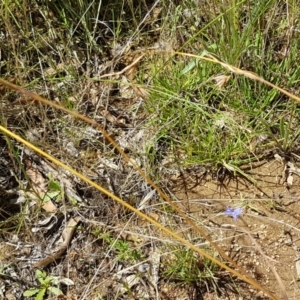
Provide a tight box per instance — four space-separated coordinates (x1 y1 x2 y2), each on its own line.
99 157 119 170
58 277 75 286
119 274 140 293
149 248 160 287
138 263 150 273
32 214 57 232
296 260 300 279
274 154 284 162
138 190 156 210
127 157 141 167
287 174 294 186
119 76 135 99
65 141 79 157
152 41 173 51
82 126 99 137
26 128 42 143
287 161 300 176
213 74 231 89
214 119 226 129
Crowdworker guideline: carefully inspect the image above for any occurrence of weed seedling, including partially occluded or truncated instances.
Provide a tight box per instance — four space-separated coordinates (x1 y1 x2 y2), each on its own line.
23 269 63 300
93 230 144 263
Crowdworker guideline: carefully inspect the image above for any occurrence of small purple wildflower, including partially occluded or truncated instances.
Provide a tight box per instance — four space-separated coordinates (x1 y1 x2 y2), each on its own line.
224 206 243 220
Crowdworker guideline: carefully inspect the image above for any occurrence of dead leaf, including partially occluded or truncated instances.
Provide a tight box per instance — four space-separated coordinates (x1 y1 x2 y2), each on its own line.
99 107 128 128
287 174 294 186
296 260 300 279
25 158 47 195
138 189 156 210
119 75 135 99
119 274 140 292
132 84 149 99
99 107 117 123
42 200 58 213
44 63 66 77
148 248 160 290
152 7 162 21
33 217 81 268
213 74 231 89
24 157 58 212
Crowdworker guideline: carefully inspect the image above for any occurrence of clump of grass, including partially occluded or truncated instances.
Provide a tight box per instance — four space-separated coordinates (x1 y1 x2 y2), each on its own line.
162 246 220 286
142 0 300 179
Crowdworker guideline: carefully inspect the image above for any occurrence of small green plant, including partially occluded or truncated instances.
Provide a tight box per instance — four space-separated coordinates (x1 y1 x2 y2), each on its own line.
92 230 144 263
43 174 63 203
23 270 63 300
163 247 219 285
43 173 78 205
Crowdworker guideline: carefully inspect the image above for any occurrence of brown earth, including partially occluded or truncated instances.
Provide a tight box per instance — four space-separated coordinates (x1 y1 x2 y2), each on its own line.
171 157 300 299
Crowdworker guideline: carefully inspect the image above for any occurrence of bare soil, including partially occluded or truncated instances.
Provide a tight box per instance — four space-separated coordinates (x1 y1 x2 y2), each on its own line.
172 157 300 299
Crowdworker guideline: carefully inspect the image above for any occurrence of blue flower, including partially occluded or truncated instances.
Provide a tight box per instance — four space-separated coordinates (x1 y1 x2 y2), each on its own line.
224 206 243 220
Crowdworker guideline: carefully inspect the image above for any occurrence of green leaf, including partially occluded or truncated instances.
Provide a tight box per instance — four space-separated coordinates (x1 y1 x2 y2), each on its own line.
48 286 63 295
68 195 78 205
181 59 199 75
35 288 46 300
48 180 61 191
43 190 61 202
36 270 46 284
35 269 44 278
42 276 53 286
23 288 39 297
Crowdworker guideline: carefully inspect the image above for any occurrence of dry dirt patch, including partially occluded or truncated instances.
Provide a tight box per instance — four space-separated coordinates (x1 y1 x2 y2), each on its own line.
172 158 300 299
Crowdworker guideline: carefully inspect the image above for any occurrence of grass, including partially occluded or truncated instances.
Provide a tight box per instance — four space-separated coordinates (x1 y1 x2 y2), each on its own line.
162 246 220 284
1 0 300 299
144 0 300 178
